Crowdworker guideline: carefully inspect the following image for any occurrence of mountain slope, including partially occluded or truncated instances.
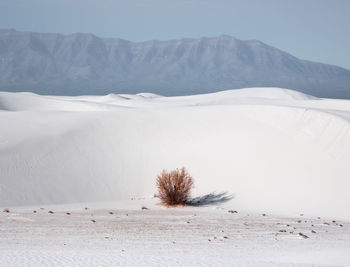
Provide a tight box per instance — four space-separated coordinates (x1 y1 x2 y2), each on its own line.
1 29 350 98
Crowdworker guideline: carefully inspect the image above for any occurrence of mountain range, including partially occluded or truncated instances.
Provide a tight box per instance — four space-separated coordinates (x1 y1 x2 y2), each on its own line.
1 29 350 98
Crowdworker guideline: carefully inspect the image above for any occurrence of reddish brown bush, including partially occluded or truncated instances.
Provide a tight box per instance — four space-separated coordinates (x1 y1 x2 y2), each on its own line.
156 167 194 206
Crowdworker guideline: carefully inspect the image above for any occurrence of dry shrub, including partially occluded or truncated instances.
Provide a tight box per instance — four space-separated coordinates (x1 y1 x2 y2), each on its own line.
156 167 194 206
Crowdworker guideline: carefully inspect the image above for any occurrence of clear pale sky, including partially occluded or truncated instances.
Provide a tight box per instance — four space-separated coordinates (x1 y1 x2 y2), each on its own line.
1 0 349 69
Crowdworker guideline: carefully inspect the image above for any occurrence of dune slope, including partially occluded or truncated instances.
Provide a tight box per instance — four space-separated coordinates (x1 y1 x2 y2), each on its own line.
0 87 349 219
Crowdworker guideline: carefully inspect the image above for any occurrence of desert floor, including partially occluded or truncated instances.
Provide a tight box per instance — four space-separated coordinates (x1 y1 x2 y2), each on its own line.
1 199 349 267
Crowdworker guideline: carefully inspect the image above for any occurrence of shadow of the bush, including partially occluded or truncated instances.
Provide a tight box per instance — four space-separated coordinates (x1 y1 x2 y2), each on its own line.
188 192 234 207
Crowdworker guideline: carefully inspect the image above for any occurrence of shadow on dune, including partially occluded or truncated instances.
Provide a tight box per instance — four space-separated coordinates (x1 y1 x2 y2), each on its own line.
188 192 234 207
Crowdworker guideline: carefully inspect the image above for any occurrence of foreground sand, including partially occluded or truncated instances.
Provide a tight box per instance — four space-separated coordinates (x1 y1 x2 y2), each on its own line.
1 199 349 267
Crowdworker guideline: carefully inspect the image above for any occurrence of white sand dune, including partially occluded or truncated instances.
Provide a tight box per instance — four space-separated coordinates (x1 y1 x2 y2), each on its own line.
0 87 350 220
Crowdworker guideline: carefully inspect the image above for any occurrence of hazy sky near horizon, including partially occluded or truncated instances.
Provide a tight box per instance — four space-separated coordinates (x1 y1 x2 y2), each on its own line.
1 0 349 69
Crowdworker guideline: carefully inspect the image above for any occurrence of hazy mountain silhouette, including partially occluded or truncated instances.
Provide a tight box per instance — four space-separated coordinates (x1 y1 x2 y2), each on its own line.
1 29 350 98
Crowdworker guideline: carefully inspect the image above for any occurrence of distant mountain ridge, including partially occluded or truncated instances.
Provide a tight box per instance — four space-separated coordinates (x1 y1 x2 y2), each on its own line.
1 29 350 98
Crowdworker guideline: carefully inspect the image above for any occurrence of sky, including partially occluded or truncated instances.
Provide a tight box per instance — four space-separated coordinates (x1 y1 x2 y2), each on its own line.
0 0 349 69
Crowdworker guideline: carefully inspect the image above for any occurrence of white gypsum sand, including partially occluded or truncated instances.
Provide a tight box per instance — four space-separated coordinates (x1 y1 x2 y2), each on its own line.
0 87 350 266
1 199 350 267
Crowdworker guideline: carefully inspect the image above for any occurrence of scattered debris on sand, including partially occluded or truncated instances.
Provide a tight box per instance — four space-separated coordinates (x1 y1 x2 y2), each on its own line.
298 233 309 239
228 210 237 214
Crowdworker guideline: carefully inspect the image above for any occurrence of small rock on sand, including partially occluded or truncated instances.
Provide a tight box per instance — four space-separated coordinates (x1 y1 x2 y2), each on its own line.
299 233 309 239
228 210 237 214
